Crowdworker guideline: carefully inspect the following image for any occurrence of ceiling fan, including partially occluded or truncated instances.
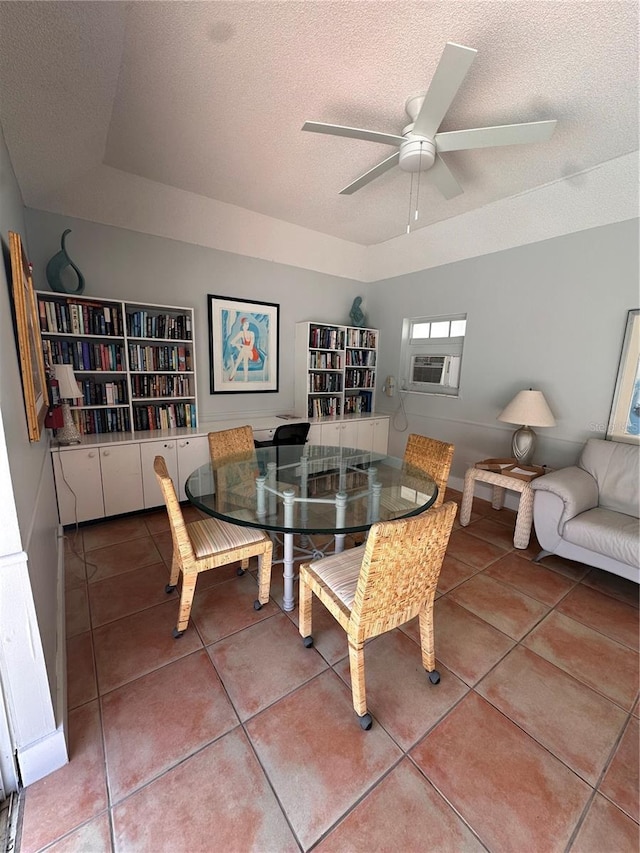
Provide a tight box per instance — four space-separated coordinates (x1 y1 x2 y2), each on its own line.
302 42 557 199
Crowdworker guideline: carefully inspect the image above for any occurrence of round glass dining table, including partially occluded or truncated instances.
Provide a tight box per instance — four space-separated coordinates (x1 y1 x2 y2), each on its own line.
186 444 438 611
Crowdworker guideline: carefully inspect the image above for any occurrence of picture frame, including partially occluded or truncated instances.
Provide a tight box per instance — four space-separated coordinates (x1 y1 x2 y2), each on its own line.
606 308 640 444
8 231 49 441
208 294 279 393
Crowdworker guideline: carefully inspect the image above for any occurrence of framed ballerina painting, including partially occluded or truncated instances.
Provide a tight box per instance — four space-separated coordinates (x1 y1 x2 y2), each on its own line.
208 295 279 394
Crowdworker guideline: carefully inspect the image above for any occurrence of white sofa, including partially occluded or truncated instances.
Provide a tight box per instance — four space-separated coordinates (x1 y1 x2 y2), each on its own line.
531 438 639 583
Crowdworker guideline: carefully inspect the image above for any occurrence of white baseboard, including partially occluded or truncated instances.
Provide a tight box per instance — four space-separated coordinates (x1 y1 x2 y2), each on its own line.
16 725 68 787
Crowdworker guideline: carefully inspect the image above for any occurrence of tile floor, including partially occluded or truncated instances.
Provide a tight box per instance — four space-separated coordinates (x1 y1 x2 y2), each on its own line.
17 491 639 853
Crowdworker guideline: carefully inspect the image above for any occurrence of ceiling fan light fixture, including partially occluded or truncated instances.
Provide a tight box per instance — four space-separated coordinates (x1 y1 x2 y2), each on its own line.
398 137 435 172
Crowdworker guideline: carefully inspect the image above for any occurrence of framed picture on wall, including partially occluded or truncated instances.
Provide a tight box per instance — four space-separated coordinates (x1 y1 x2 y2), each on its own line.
606 308 640 444
8 231 49 441
208 294 279 393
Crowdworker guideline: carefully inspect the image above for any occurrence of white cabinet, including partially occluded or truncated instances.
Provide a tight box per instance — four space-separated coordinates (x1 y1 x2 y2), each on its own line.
318 417 388 452
140 440 179 509
175 436 209 501
99 445 143 517
371 418 389 453
52 448 104 525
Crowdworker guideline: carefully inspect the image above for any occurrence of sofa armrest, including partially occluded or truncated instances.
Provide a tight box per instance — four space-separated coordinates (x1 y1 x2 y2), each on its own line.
531 467 599 530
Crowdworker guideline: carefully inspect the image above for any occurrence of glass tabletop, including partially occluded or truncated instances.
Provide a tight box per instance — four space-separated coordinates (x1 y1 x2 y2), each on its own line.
185 444 438 535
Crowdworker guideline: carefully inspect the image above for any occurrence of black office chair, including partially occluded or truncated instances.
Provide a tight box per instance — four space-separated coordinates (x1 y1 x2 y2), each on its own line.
255 422 311 448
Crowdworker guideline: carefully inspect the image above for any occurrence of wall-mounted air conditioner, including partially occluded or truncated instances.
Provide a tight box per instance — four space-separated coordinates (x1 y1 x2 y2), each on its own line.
409 354 461 388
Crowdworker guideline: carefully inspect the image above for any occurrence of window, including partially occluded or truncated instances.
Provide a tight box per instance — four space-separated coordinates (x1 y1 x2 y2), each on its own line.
400 313 466 396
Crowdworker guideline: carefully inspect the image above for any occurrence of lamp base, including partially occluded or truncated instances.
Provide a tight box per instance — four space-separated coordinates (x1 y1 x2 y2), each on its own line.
511 426 536 466
56 402 82 445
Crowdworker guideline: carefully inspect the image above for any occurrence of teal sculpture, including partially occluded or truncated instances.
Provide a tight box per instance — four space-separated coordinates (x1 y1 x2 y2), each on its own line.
349 295 367 328
46 229 85 295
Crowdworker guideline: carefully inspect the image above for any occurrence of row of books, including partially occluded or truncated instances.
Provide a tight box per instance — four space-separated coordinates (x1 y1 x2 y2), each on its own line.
308 326 345 351
309 352 342 370
132 403 197 431
346 329 377 349
344 391 373 414
43 339 124 372
128 344 192 372
308 374 343 392
39 298 123 337
308 397 342 418
345 350 376 366
345 369 375 389
130 374 193 399
126 311 192 341
78 379 127 406
70 407 130 435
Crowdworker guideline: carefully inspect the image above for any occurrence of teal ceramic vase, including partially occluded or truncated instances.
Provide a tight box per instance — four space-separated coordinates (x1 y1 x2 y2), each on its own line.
46 229 85 294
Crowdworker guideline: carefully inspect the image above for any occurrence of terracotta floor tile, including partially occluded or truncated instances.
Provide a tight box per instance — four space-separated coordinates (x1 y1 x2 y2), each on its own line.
88 561 170 627
42 813 113 853
411 692 591 853
464 516 515 550
64 551 88 588
437 553 482 593
112 728 297 852
93 599 202 694
557 583 640 650
209 612 327 720
65 583 90 638
82 515 150 552
102 650 238 802
316 758 484 852
142 508 170 534
571 793 640 853
152 529 174 565
246 669 402 850
67 630 97 710
448 572 549 640
534 552 591 581
85 537 163 584
581 568 640 608
19 702 108 853
333 630 469 750
599 716 639 822
190 572 279 645
402 597 515 686
285 588 355 665
485 551 576 606
476 645 628 784
192 560 247 591
445 529 508 569
523 611 639 710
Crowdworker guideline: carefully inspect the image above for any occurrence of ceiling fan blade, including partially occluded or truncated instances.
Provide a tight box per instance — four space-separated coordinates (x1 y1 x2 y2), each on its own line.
412 43 477 139
339 152 400 195
428 154 463 200
302 121 404 147
436 119 558 152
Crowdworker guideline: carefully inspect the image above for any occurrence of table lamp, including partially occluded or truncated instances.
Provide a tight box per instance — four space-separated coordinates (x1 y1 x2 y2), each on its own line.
497 389 556 465
53 364 83 445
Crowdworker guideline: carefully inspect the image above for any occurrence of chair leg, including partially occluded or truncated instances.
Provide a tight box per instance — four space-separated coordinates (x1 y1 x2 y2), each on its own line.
348 636 370 728
298 570 313 643
174 572 197 637
166 553 180 591
418 597 440 683
255 542 273 607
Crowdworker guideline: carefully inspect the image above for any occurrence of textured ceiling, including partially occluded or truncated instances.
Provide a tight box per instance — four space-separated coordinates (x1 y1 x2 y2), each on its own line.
0 1 638 246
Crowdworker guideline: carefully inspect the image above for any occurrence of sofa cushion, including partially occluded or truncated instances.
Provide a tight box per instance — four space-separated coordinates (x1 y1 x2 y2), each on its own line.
563 507 640 568
579 439 639 518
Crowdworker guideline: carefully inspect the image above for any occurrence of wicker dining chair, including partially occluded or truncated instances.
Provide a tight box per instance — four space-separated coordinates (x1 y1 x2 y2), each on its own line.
154 456 273 638
403 434 455 508
208 424 255 461
299 501 457 729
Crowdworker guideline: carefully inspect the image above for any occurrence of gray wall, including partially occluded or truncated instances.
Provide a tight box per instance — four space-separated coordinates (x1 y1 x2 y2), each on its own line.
368 219 639 480
24 210 364 423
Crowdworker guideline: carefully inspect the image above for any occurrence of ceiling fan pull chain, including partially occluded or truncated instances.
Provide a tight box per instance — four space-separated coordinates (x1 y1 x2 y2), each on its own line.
414 142 424 222
406 172 415 234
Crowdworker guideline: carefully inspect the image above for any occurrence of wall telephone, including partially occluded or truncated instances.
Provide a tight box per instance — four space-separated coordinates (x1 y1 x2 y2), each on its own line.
384 375 396 397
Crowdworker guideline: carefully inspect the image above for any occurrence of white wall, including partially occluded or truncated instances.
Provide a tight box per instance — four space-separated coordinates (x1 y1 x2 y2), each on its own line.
24 210 364 423
368 219 639 483
0 125 67 789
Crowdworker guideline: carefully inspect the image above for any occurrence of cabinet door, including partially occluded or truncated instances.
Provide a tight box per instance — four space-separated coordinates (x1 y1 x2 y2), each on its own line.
176 436 209 501
320 421 342 447
52 448 105 526
100 444 144 516
307 424 322 446
339 420 359 450
371 418 389 454
356 419 375 452
140 440 178 509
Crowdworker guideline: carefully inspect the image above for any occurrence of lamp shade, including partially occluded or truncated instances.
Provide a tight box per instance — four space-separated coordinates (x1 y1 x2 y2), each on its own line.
53 364 83 400
497 390 556 428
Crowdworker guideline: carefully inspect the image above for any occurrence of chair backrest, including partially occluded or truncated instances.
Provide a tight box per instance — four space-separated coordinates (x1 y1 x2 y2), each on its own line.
153 456 196 566
208 425 255 464
350 501 457 639
403 434 454 508
272 422 311 446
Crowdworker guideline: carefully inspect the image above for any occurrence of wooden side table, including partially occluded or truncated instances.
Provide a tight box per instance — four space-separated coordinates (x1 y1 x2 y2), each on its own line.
460 467 536 549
